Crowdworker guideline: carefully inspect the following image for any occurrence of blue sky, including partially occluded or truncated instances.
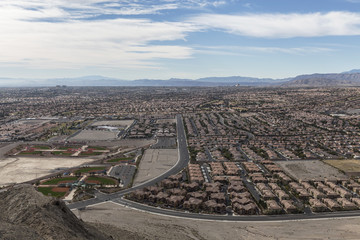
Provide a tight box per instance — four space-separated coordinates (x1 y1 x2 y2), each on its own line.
1 0 360 80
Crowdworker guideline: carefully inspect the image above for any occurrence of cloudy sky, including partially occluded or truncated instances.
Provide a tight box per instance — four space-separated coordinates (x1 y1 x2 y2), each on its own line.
1 0 360 80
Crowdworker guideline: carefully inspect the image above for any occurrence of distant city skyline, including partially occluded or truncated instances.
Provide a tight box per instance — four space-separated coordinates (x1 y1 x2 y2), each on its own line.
1 0 360 80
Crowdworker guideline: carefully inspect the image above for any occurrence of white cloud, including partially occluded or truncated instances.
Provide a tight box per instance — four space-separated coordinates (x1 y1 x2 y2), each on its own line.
1 0 359 73
189 11 360 38
236 46 334 55
160 0 227 8
0 3 199 69
0 0 227 20
0 0 229 70
0 1 180 19
194 45 335 56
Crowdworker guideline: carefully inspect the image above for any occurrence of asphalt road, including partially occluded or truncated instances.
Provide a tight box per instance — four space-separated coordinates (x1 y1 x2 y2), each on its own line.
68 114 360 222
67 114 189 210
111 197 360 222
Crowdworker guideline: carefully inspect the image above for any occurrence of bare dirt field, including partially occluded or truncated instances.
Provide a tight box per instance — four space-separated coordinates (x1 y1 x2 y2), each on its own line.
69 130 119 141
91 120 134 127
51 187 69 192
74 201 360 240
0 156 98 186
81 139 156 149
276 160 348 181
0 142 21 159
133 149 178 186
324 159 360 174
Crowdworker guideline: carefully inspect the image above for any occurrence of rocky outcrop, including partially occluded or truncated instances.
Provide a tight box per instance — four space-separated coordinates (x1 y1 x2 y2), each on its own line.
0 184 111 240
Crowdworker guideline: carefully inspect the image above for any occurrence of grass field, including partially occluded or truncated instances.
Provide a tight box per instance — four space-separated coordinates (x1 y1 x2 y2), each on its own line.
88 146 107 150
37 187 68 198
80 151 103 156
75 167 106 174
85 176 117 185
33 145 52 149
41 176 78 185
58 146 79 150
324 159 360 173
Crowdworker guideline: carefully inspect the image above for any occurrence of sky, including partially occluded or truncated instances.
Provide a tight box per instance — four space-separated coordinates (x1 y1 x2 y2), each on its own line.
1 0 360 80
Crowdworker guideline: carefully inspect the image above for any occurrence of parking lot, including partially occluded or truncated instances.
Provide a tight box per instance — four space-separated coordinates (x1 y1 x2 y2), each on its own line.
151 137 176 149
108 164 136 187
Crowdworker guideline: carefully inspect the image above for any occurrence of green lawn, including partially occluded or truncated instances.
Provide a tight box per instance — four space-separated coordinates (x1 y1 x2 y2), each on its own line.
37 187 67 198
80 151 103 156
41 176 78 185
34 145 52 149
75 167 106 174
85 176 117 185
58 147 70 150
88 146 107 150
58 146 79 150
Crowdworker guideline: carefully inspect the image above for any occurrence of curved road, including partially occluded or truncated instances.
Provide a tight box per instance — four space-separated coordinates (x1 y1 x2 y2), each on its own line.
112 197 360 222
67 114 189 210
68 114 360 222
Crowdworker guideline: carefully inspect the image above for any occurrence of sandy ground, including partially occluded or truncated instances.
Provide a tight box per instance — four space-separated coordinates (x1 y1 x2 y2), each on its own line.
276 160 348 181
74 201 360 240
133 149 178 185
0 157 97 186
0 142 21 159
69 130 119 141
324 159 360 173
81 139 156 148
91 120 134 127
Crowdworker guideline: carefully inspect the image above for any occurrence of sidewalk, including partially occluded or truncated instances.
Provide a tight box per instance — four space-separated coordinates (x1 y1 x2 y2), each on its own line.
63 175 87 201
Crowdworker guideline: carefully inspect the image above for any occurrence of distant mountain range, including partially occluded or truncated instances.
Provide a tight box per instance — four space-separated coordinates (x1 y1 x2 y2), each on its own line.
1 70 360 87
282 71 360 87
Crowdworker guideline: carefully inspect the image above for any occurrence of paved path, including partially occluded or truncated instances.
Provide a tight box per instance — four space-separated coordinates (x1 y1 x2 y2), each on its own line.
64 176 86 201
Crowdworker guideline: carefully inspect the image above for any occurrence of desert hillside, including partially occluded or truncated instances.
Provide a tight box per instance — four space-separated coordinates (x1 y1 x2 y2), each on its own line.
0 184 111 240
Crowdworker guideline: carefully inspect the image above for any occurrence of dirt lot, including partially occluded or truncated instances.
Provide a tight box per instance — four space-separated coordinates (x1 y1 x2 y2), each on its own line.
0 142 21 159
69 130 119 141
324 159 360 174
74 201 360 240
0 156 98 186
276 160 348 181
91 120 134 127
51 187 69 192
81 139 156 149
133 149 178 186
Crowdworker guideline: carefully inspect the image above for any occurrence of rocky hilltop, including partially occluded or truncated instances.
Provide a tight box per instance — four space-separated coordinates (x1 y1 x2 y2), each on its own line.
0 184 112 240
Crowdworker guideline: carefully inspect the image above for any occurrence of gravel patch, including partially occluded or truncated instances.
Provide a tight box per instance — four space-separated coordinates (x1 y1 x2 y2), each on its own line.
276 160 348 181
133 149 178 185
